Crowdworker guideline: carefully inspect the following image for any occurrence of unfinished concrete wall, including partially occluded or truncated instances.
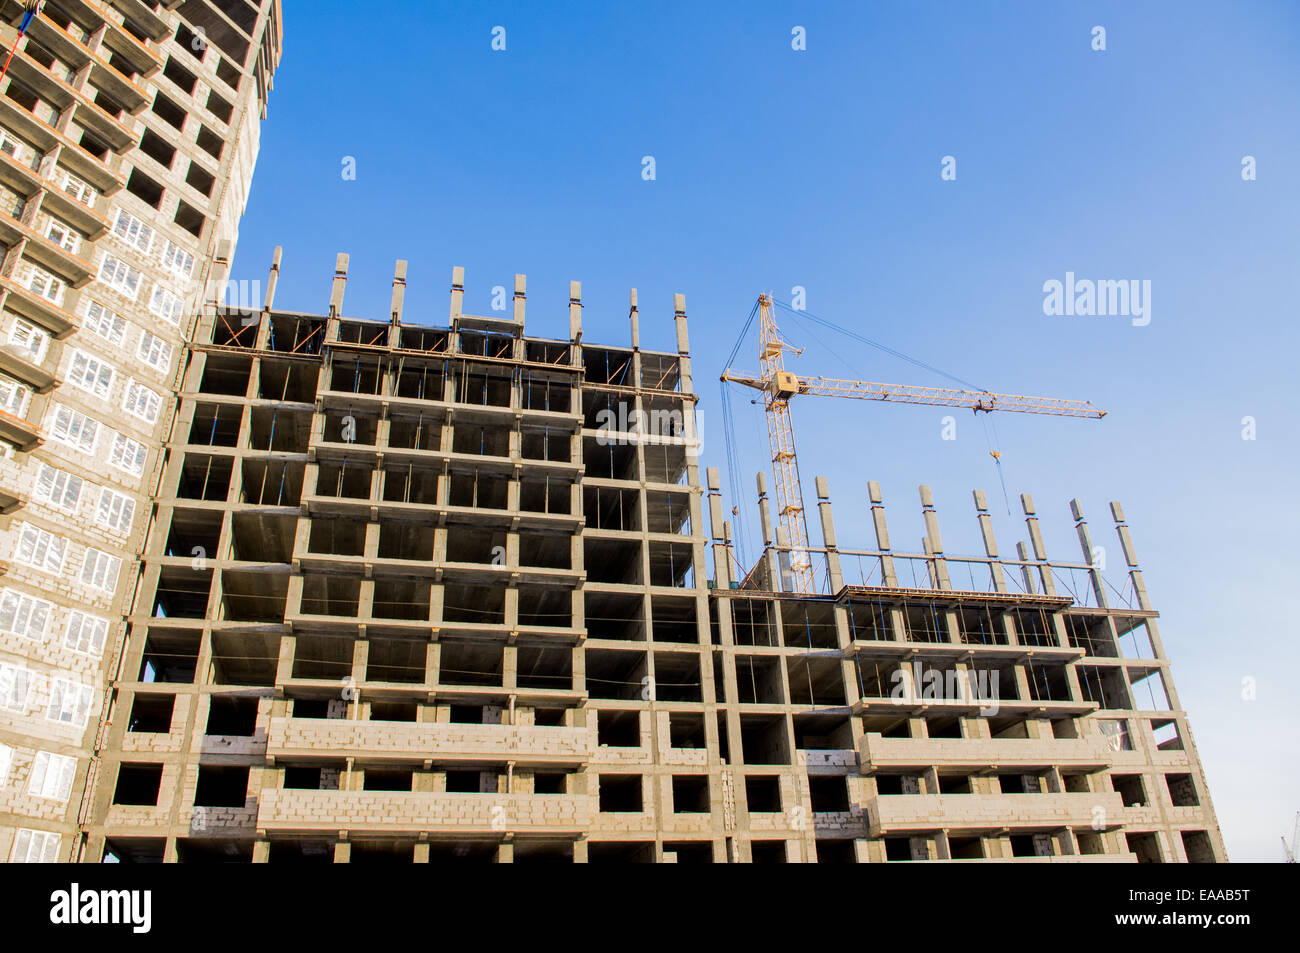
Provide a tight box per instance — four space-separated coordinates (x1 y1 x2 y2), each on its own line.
77 264 1227 863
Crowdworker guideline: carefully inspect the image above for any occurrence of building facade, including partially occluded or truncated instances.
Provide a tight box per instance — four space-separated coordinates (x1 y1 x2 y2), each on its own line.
75 254 1226 863
0 0 281 863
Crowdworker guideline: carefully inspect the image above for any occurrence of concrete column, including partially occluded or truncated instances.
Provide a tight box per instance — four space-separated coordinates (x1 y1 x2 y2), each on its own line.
569 281 583 343
512 273 526 326
1015 541 1038 595
1070 499 1108 608
973 489 1008 592
628 288 640 349
449 266 464 324
868 481 898 587
756 473 782 587
263 245 282 310
815 476 844 591
1111 501 1153 612
387 259 407 345
328 253 348 320
918 485 951 589
1020 494 1056 596
706 466 732 587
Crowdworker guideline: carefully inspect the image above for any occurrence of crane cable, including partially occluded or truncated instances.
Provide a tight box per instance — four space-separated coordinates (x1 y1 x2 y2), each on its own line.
772 298 987 391
982 414 1013 516
1 2 44 85
719 298 761 571
773 297 1015 510
719 380 749 570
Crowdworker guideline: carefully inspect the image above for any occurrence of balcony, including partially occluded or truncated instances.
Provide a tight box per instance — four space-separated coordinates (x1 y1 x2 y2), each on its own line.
36 171 108 238
0 453 24 512
0 275 80 336
257 789 593 835
0 338 57 390
852 695 1098 719
266 716 594 766
111 0 170 42
66 1 164 75
0 216 95 287
8 49 136 152
104 803 257 834
0 150 105 238
0 405 41 450
935 852 1136 863
866 791 1126 837
0 140 42 196
859 732 1113 773
0 94 123 194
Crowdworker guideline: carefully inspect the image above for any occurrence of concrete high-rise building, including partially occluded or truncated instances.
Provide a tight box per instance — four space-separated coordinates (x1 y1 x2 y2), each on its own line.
0 2 1226 865
0 0 281 863
73 253 1225 864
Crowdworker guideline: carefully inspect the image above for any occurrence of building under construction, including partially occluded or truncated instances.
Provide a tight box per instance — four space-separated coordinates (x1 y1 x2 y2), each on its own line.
69 255 1227 863
0 0 1227 865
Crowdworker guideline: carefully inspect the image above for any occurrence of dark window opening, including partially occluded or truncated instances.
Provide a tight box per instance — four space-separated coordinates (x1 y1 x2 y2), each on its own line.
194 766 249 807
163 57 198 95
744 775 781 812
362 769 413 792
205 696 258 736
175 199 205 238
186 160 215 197
113 763 163 806
152 91 187 130
598 774 643 812
139 127 177 168
126 167 164 208
127 694 175 733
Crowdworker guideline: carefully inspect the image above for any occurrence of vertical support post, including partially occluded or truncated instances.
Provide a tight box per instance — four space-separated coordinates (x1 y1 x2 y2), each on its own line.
329 253 348 319
449 265 465 325
869 481 898 588
569 280 583 343
388 259 407 348
1070 499 1108 608
1111 501 1151 611
707 467 732 588
919 485 951 589
1016 541 1038 595
757 472 782 589
973 489 1007 593
1021 493 1056 596
264 245 282 310
513 273 526 327
629 288 640 349
815 476 843 591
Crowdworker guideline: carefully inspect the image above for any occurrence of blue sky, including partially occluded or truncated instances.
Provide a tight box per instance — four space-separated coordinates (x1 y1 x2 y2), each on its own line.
233 1 1299 861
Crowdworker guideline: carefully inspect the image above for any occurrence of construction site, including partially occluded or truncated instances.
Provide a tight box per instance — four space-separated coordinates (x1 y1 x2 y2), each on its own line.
0 0 1229 864
74 256 1226 863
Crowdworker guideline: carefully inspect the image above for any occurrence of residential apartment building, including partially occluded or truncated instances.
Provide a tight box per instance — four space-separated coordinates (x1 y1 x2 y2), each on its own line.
0 0 281 863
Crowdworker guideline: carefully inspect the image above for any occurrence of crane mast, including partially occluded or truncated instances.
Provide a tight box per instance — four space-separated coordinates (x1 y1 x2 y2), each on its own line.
755 294 815 589
721 294 1106 594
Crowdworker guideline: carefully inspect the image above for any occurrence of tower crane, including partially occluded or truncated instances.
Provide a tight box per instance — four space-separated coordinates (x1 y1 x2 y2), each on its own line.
1283 813 1299 863
720 294 1107 593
